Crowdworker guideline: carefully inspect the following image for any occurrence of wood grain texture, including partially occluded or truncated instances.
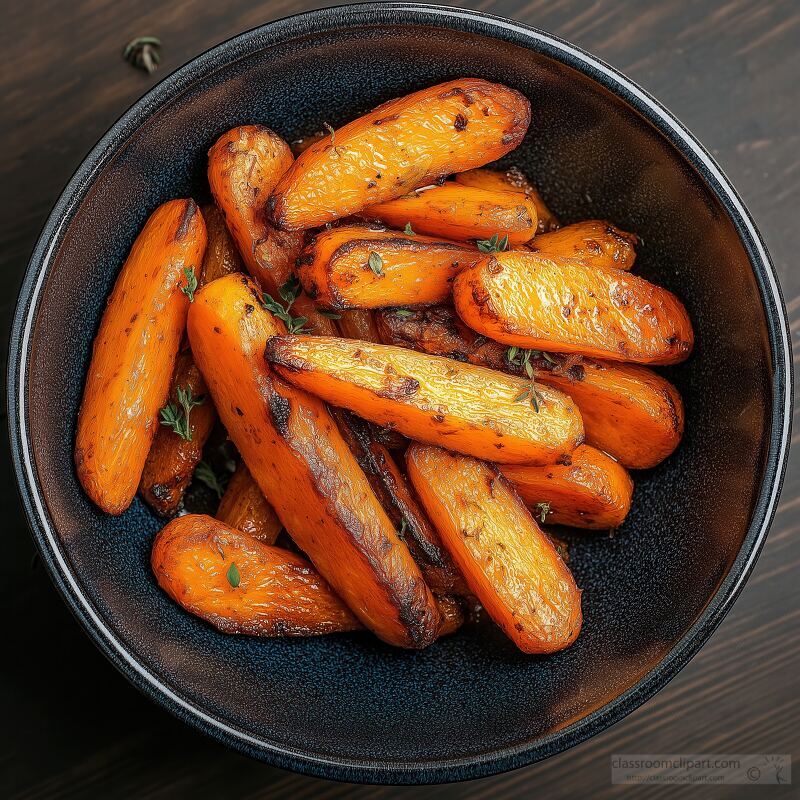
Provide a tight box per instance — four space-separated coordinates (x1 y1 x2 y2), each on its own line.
1 1 798 797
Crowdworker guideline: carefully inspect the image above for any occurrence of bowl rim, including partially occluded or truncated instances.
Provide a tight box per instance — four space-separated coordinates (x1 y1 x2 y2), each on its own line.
6 1 793 785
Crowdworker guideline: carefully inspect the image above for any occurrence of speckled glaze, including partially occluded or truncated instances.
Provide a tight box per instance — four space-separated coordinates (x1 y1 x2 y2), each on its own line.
7 3 792 785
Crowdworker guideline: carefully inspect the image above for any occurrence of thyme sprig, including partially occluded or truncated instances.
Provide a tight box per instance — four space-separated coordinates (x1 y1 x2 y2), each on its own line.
159 385 205 441
535 502 551 524
261 275 308 334
508 348 544 413
181 267 198 302
476 233 510 253
195 460 228 499
368 252 384 276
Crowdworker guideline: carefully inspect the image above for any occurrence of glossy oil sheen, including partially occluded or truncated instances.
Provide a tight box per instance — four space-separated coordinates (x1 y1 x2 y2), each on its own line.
7 3 791 785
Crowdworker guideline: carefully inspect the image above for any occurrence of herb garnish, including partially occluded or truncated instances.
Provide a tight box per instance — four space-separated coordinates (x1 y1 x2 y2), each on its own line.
123 36 162 74
319 310 342 319
368 252 384 276
226 562 241 588
394 308 415 318
180 267 198 302
508 348 544 413
195 460 228 499
323 122 345 158
535 502 551 524
160 385 205 441
404 222 415 236
476 233 510 253
261 275 308 334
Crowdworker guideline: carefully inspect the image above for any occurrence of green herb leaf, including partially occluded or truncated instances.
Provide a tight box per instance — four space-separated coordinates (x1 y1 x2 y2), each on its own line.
535 501 551 524
394 309 415 318
323 121 335 147
159 384 205 441
404 222 415 236
261 277 309 334
398 518 408 538
181 267 198 302
226 562 241 588
368 252 384 276
195 460 228 499
514 387 531 403
319 310 342 319
476 233 510 253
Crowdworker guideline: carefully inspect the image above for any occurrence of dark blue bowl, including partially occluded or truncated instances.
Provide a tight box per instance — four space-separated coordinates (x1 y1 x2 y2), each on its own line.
7 3 792 784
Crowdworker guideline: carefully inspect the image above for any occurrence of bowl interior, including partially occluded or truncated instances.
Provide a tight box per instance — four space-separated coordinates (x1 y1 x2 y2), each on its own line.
17 9 777 781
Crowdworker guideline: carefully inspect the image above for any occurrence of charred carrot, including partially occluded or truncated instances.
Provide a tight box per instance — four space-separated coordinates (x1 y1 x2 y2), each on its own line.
187 274 441 648
216 462 283 544
528 220 637 271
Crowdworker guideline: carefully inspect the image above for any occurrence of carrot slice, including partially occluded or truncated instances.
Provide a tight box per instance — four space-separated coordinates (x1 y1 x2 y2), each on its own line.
187 274 441 648
406 444 582 654
264 336 583 465
75 199 206 514
297 225 479 309
501 445 633 529
216 463 283 544
270 79 531 230
362 184 538 244
528 220 637 271
454 250 693 364
335 309 382 343
152 514 362 636
376 305 684 468
139 350 216 517
454 167 559 233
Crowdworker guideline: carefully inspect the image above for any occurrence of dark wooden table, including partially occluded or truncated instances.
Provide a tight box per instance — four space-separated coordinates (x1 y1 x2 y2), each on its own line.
2 1 797 797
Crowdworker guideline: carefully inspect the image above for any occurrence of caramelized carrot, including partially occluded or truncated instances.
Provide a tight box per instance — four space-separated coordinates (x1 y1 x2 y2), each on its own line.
75 199 206 514
139 350 216 517
187 274 441 648
501 445 633 529
264 336 583 465
199 203 244 283
454 167 559 233
407 444 582 654
331 408 466 595
205 126 330 340
270 79 531 230
453 250 693 364
529 220 637 271
152 515 362 636
376 306 684 468
362 184 538 244
297 225 479 309
216 462 283 544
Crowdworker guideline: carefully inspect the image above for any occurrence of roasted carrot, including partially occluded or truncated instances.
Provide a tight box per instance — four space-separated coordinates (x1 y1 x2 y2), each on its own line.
376 306 684 468
362 184 538 244
335 309 382 343
290 131 326 156
264 336 583 465
528 220 637 271
454 166 559 233
199 203 244 283
501 445 633 529
453 251 693 364
407 444 582 654
187 274 441 648
75 199 206 515
216 462 283 544
331 408 466 595
152 514 362 637
270 79 531 230
138 205 240 517
206 126 332 339
296 225 480 309
139 350 216 517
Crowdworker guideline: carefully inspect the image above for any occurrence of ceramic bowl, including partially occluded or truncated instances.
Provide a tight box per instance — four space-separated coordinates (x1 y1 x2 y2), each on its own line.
7 3 791 784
